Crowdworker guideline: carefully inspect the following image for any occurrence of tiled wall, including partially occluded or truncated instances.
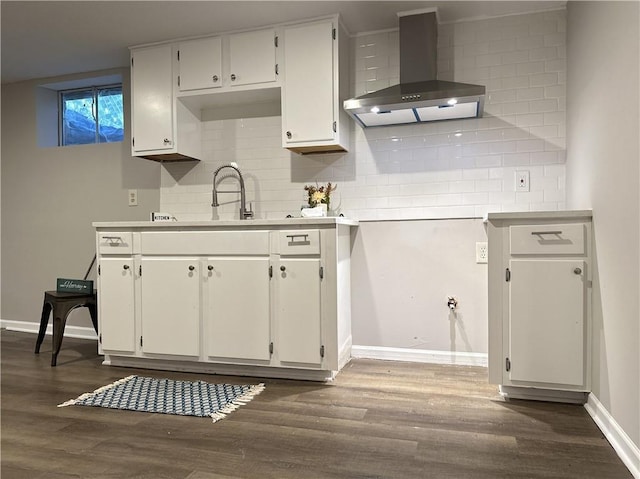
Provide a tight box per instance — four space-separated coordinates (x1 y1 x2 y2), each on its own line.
161 9 567 221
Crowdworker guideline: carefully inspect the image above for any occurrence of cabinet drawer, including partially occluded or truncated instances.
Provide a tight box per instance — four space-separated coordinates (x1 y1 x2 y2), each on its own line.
141 231 269 255
510 223 586 255
98 232 133 255
279 230 320 255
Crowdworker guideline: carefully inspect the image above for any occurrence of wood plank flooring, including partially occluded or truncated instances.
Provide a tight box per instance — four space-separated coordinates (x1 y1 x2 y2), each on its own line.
1 330 632 479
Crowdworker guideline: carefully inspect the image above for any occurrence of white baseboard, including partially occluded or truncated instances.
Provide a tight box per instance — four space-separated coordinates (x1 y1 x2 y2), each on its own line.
351 345 488 367
1 320 97 341
585 393 640 479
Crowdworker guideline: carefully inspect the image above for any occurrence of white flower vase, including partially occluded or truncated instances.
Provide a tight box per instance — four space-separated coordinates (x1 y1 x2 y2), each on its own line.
300 204 327 217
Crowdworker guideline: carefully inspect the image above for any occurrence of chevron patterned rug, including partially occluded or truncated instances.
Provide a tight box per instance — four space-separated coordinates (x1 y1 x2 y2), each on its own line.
58 375 265 423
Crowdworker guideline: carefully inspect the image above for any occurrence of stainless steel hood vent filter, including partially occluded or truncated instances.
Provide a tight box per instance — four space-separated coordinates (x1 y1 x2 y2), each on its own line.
344 11 485 128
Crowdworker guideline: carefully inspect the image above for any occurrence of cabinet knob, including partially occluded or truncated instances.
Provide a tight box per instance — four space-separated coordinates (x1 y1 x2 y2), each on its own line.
188 265 195 271
208 265 214 271
280 265 286 272
286 131 292 139
163 138 171 145
123 264 130 270
230 73 237 81
574 267 582 275
212 75 219 82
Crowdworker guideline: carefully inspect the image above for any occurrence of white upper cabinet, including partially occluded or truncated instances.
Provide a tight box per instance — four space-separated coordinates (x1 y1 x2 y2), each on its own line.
178 29 276 93
282 18 349 154
130 16 348 160
131 44 201 161
228 29 277 86
131 45 174 153
178 37 223 92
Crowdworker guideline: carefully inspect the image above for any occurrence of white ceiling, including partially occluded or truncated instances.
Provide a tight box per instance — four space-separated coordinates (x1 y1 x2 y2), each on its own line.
0 1 565 84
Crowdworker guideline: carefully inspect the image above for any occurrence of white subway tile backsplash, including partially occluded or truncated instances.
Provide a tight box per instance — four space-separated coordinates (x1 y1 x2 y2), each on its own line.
530 98 559 113
517 139 546 152
475 155 503 168
463 192 490 205
517 35 544 50
516 61 545 76
530 72 558 87
160 10 566 221
516 113 544 127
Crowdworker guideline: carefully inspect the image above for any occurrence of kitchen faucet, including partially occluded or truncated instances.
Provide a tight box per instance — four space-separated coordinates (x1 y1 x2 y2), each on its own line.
211 163 253 220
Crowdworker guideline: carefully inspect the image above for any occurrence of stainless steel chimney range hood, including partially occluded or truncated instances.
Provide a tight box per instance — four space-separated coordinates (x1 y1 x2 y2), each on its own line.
344 10 485 128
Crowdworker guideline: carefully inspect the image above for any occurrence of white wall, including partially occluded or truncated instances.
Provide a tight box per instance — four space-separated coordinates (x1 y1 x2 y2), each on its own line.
156 10 568 359
566 1 639 451
351 219 488 354
161 10 568 222
1 68 161 327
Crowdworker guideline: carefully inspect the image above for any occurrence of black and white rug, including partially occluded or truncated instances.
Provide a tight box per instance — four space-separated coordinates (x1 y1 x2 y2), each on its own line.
58 375 265 422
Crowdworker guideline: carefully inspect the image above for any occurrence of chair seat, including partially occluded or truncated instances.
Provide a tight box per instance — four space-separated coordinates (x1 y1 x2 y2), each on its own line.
35 290 98 366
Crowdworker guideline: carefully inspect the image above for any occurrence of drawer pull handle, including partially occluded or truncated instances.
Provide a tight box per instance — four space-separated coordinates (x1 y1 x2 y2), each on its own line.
188 265 195 271
123 264 130 270
102 236 123 245
280 265 286 272
574 267 582 275
286 234 309 243
208 265 214 271
531 231 563 236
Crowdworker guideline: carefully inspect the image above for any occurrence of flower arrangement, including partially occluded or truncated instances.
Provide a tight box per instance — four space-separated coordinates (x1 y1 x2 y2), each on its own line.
304 182 336 209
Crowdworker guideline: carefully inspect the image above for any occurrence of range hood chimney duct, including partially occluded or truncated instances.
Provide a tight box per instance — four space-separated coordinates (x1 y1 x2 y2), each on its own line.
400 13 437 84
344 10 486 128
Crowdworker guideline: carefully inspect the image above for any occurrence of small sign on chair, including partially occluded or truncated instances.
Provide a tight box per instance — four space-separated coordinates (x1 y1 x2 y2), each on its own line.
56 278 93 294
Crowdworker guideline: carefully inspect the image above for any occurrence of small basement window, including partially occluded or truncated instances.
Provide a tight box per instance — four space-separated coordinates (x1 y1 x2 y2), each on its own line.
60 85 123 145
36 74 124 147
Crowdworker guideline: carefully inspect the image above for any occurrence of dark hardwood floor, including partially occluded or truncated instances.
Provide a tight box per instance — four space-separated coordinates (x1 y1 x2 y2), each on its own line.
1 329 632 479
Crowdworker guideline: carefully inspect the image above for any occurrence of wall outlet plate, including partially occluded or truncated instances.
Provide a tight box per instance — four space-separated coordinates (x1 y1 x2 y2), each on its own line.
516 171 530 192
128 189 138 206
476 242 488 263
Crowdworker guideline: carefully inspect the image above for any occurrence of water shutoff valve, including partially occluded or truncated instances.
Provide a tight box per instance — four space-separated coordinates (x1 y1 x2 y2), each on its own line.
447 296 458 311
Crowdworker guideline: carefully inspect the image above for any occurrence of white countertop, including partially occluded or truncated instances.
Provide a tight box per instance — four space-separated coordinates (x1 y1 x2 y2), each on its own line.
93 217 358 228
486 210 592 222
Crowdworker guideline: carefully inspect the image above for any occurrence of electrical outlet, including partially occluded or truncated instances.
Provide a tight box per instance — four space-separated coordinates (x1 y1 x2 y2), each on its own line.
516 170 530 192
128 189 138 206
476 242 488 263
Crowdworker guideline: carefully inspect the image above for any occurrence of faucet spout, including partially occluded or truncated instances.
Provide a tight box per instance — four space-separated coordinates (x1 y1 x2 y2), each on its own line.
211 164 254 220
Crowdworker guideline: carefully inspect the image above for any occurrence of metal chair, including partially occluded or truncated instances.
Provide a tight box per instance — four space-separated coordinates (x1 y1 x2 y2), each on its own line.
34 255 98 366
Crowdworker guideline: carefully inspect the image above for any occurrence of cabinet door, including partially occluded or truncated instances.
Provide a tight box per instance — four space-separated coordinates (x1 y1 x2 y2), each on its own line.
178 37 222 91
131 45 174 152
140 258 200 357
276 258 322 365
509 259 585 386
282 21 335 144
98 258 135 353
205 258 270 361
228 29 276 86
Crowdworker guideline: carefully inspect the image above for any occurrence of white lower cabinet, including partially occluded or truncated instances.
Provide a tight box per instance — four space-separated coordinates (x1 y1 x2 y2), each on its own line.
508 259 586 386
98 257 136 353
487 211 592 403
94 220 356 380
140 257 200 357
205 257 271 361
275 257 322 365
